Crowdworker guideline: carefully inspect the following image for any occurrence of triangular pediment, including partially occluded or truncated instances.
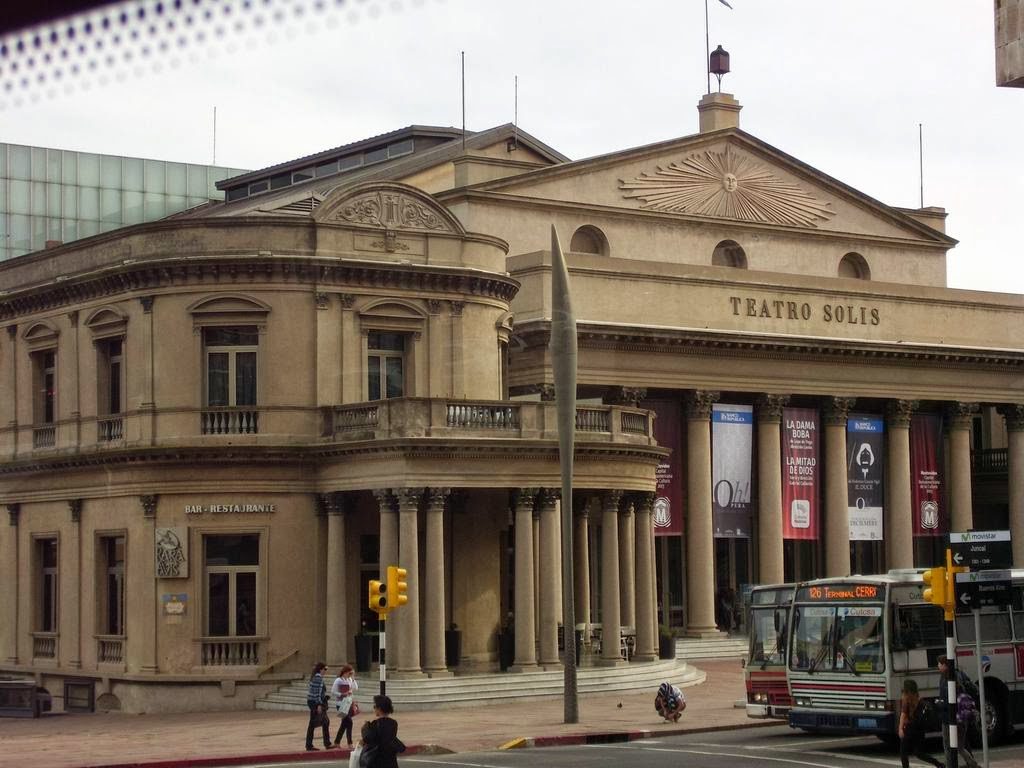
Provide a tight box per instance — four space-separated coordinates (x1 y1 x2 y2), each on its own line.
457 130 953 244
315 181 465 235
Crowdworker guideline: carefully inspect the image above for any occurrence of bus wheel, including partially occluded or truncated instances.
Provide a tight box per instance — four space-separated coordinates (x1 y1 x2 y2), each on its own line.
980 684 1010 745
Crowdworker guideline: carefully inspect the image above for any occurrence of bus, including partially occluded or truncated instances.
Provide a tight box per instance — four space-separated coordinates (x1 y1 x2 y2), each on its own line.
744 583 795 719
786 569 1024 744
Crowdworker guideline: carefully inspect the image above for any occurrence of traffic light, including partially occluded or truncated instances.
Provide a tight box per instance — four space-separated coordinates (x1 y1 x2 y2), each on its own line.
922 566 947 610
387 566 408 610
368 579 388 615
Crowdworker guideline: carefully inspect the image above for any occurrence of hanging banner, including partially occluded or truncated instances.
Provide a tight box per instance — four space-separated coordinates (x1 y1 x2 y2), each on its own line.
712 403 753 538
911 413 947 536
645 399 685 536
847 414 884 541
782 407 820 540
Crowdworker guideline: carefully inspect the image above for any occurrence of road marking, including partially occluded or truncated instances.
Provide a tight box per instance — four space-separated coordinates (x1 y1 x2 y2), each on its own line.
632 746 848 768
404 760 513 768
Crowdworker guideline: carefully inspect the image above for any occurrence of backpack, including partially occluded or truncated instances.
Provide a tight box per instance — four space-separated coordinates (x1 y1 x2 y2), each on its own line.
957 692 977 725
910 698 939 735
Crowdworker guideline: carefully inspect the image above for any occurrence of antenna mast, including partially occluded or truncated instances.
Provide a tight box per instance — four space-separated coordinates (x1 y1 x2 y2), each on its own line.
461 51 466 151
513 75 518 150
918 123 924 208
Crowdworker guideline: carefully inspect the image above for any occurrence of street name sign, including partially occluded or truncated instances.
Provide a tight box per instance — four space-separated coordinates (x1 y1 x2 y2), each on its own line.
954 569 1013 611
949 530 1012 570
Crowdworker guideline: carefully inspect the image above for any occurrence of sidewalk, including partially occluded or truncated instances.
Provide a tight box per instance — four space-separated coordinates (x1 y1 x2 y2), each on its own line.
0 660 760 768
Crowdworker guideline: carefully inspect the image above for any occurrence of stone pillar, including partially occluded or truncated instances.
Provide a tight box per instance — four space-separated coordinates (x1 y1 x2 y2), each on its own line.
633 493 657 661
600 490 624 664
685 390 720 637
373 488 398 659
67 499 82 669
997 406 1024 566
423 487 450 675
886 401 917 569
512 489 538 670
947 402 978 534
573 497 591 632
618 499 636 630
2 505 19 663
532 507 541 637
139 494 158 673
756 395 788 584
323 493 348 667
823 397 855 578
538 489 560 668
395 488 423 675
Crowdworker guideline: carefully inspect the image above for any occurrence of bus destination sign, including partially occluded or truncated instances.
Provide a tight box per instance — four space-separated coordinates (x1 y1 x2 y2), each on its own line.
796 583 882 602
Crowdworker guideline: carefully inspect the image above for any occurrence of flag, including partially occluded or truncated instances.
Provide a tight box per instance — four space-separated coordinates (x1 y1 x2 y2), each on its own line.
719 0 733 8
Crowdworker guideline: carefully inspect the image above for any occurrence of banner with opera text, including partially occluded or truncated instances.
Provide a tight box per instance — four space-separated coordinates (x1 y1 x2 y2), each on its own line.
911 412 947 536
712 403 753 538
782 407 820 540
645 399 685 536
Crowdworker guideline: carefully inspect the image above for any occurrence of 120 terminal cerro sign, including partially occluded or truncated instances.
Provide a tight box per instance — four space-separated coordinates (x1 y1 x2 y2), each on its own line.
729 295 881 326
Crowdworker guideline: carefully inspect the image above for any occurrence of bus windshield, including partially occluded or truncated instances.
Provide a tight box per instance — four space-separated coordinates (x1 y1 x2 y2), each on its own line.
749 606 788 667
790 604 884 674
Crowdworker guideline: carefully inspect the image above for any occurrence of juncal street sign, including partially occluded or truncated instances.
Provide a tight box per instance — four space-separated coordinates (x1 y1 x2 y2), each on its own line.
949 530 1013 571
954 569 1013 611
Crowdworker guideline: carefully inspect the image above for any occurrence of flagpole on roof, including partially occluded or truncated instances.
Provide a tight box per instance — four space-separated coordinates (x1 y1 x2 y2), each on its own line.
705 0 733 94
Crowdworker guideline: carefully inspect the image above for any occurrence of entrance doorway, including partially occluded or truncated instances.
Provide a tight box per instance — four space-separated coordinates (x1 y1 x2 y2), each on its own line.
714 537 750 634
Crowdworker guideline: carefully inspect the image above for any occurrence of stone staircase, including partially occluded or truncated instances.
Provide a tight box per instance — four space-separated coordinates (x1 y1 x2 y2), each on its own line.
256 657 703 712
674 634 749 661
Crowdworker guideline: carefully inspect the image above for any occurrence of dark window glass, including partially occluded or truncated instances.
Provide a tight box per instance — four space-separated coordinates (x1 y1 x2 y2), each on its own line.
269 173 290 190
208 572 229 636
292 170 313 183
956 609 1012 643
314 161 338 177
248 181 269 194
235 351 257 406
338 155 362 171
367 356 381 401
385 356 403 398
360 534 380 567
109 359 122 414
236 572 256 636
388 139 414 157
205 327 258 346
364 147 388 164
894 604 944 649
42 539 58 568
207 352 229 407
368 332 405 352
42 573 56 631
205 534 260 566
226 186 248 202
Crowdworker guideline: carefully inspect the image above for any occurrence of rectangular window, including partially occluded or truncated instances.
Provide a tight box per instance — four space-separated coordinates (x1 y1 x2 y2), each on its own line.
367 331 405 400
37 538 58 632
97 338 124 415
204 534 259 637
204 327 258 407
32 350 56 424
99 536 125 635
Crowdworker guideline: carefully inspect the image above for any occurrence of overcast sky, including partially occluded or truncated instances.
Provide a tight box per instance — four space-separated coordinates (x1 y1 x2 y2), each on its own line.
2 0 1021 294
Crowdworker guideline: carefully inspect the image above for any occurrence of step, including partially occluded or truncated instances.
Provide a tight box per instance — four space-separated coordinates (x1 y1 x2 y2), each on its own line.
674 636 749 660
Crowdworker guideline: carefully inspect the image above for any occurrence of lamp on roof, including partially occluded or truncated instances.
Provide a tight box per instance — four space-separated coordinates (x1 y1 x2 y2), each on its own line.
709 45 730 92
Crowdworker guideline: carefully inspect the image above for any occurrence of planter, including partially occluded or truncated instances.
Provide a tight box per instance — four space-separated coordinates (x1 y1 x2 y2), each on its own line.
498 631 515 671
444 629 462 669
658 634 676 660
354 634 374 673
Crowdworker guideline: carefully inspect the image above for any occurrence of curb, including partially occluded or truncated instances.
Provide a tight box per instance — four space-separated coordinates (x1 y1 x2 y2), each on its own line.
80 720 779 768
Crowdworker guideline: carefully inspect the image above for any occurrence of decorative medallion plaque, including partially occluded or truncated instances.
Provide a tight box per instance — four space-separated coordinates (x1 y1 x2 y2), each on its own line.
332 190 453 232
155 527 188 579
619 145 834 228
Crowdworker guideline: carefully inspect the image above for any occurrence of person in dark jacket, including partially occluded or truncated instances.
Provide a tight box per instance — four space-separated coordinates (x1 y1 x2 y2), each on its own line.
304 661 334 751
898 679 943 768
359 694 403 768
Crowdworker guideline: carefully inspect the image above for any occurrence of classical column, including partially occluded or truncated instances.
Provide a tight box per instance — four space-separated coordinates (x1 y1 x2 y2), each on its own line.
2 505 19 663
139 494 158 673
423 487 450 675
600 490 624 664
573 497 591 632
511 489 538 670
756 394 788 584
67 499 82 669
532 504 541 636
1000 406 1024 566
395 488 423 675
947 402 978 534
537 489 560 668
373 488 398 663
685 390 720 637
323 493 348 667
618 498 636 630
824 397 855 578
886 401 917 569
633 493 657 661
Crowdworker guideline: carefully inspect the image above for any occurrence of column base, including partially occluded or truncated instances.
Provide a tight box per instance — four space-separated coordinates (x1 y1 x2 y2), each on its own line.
423 667 454 678
540 662 563 672
685 627 725 639
508 663 539 673
595 657 629 668
389 668 426 680
631 652 658 663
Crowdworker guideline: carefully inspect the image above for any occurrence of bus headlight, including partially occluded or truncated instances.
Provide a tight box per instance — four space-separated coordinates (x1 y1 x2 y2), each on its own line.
794 696 810 707
865 700 886 710
752 692 768 703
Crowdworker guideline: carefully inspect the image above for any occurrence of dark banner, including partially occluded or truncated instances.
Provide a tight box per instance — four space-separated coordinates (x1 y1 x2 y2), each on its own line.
782 407 820 540
847 414 884 541
712 404 753 538
911 413 947 536
645 399 684 536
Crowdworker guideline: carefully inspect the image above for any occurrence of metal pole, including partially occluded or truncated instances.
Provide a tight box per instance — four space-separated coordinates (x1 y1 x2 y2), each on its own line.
379 616 386 697
945 612 959 768
704 0 711 94
974 609 989 768
919 123 924 209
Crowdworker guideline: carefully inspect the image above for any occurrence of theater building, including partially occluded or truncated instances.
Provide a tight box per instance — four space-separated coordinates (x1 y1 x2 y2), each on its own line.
1 93 1022 713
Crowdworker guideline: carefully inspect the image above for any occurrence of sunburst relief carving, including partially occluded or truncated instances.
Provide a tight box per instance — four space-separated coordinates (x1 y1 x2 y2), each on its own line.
619 146 834 228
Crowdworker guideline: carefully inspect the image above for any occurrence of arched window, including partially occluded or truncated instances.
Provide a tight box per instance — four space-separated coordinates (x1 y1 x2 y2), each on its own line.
570 225 609 256
838 252 870 280
712 240 747 268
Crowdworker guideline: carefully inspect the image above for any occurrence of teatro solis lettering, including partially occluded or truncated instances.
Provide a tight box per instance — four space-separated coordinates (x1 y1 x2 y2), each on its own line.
729 296 880 325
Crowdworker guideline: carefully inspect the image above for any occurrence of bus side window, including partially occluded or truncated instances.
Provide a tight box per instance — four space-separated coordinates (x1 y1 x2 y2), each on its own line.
956 606 1012 644
896 605 944 650
1012 586 1024 640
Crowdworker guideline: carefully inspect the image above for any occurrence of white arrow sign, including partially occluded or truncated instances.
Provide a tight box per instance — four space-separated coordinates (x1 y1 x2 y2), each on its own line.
960 591 970 605
953 552 964 564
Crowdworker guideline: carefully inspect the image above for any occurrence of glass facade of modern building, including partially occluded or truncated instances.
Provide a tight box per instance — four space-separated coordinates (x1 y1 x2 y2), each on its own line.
0 143 247 261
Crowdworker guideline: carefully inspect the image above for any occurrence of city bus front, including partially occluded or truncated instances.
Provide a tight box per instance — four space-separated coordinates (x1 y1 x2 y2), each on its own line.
787 579 895 736
745 584 795 719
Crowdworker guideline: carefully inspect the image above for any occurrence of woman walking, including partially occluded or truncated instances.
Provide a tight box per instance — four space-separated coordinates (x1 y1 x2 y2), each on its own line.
304 662 334 751
331 664 359 748
898 679 943 768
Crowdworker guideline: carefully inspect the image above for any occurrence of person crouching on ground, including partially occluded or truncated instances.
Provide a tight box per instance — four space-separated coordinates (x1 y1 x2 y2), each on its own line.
655 681 686 723
304 661 335 751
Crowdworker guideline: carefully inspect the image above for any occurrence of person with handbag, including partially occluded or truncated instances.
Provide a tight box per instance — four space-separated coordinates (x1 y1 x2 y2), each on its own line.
331 664 360 749
357 694 405 768
304 661 335 752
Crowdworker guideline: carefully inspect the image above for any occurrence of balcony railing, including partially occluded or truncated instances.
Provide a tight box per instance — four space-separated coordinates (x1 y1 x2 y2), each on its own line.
32 425 56 449
98 415 124 442
201 637 261 666
97 635 125 664
32 632 57 659
446 403 520 429
972 448 1008 474
576 408 611 432
201 408 260 435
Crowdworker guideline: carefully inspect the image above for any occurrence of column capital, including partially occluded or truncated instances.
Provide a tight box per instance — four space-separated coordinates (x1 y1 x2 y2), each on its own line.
512 488 539 513
7 503 20 526
601 489 623 513
945 402 979 430
885 399 918 428
537 488 560 510
317 492 347 516
823 396 856 426
998 404 1024 432
604 386 647 406
68 498 82 524
5 324 16 339
139 494 158 519
572 493 591 519
756 393 790 423
139 296 155 313
684 390 720 420
424 487 450 512
372 488 397 513
633 492 655 515
395 487 424 512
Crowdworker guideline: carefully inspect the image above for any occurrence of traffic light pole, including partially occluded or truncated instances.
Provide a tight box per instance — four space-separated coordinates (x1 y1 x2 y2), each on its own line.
378 615 387 697
943 548 959 768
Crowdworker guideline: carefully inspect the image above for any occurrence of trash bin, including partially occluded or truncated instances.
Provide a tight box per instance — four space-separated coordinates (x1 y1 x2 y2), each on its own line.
498 631 515 671
354 634 374 673
444 627 462 669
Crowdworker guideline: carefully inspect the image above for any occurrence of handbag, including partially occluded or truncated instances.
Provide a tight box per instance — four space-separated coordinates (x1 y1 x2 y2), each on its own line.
348 745 363 768
358 745 377 768
338 695 353 716
351 701 360 716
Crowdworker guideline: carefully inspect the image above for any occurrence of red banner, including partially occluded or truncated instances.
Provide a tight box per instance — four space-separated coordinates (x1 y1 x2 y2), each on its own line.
782 407 820 540
645 399 685 536
911 413 947 536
